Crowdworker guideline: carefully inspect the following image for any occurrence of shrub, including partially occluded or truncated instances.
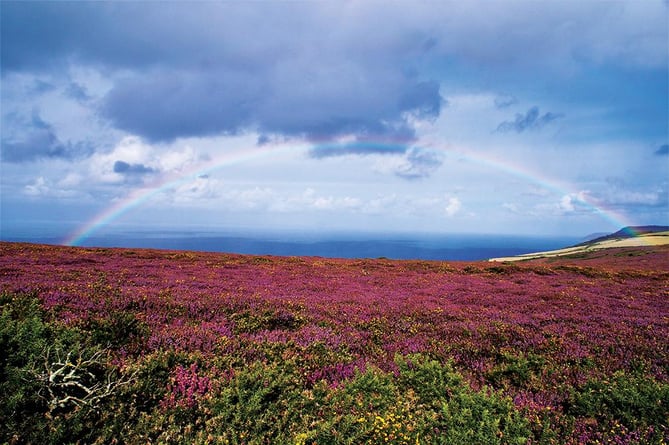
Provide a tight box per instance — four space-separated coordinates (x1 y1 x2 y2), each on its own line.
82 310 149 351
568 371 669 432
0 291 50 443
0 292 137 444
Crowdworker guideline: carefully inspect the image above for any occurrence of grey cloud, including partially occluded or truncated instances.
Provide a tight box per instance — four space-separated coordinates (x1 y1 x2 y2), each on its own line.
3 1 663 147
113 160 155 175
2 2 443 144
655 144 669 156
4 2 666 74
494 94 518 109
394 148 443 180
31 80 56 95
309 142 408 159
308 141 443 180
66 82 90 102
398 81 443 119
101 63 442 143
102 72 258 141
496 106 563 133
1 112 93 162
257 135 271 146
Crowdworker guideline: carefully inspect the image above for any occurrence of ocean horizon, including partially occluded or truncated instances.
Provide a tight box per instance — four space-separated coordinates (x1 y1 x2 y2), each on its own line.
1 225 583 261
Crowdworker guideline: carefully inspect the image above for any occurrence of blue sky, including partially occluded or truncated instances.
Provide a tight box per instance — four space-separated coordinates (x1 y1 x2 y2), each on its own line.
1 0 667 240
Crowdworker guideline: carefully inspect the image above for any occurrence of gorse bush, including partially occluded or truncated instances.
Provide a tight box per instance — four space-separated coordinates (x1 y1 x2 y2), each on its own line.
0 292 137 445
0 292 50 442
567 371 669 436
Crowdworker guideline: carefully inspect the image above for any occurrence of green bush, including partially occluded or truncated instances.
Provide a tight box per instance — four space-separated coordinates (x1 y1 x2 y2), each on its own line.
568 371 669 430
205 359 311 443
82 310 149 351
0 292 137 445
396 355 530 444
0 291 51 443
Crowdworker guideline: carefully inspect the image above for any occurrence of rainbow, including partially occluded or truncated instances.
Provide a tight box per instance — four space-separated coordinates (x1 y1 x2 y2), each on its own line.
63 144 278 246
63 140 637 246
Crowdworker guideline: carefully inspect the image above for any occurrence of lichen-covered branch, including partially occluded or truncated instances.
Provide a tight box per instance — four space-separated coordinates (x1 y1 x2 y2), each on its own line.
32 347 136 412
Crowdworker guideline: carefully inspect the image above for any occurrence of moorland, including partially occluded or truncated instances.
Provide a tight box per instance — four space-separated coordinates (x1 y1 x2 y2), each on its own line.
1 240 667 444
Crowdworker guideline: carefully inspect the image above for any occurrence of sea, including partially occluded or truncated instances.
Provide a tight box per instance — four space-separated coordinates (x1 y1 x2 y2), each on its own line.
1 224 583 261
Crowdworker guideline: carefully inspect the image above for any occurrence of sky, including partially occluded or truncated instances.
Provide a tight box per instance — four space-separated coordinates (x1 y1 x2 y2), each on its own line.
1 0 668 242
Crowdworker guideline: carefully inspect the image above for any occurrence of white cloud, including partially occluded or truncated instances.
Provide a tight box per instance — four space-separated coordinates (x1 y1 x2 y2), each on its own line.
445 197 462 217
173 176 224 202
24 177 48 197
502 202 520 213
58 172 83 188
24 176 81 199
158 145 199 173
87 136 202 185
559 195 575 213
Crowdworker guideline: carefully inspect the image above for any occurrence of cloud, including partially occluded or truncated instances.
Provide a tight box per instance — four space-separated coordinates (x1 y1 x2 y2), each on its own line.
32 79 56 95
85 136 200 186
23 176 82 199
65 82 90 102
502 202 520 213
494 94 518 109
655 144 669 156
24 177 49 197
309 141 408 159
113 160 155 175
370 147 443 180
3 1 665 147
393 148 443 180
1 111 93 162
171 176 225 203
559 195 576 213
445 197 461 216
495 106 563 133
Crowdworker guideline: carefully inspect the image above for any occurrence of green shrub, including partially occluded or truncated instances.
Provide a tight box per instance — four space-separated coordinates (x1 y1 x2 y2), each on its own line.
486 351 545 389
396 355 530 444
82 310 149 351
205 359 310 443
0 291 51 443
0 292 138 445
231 306 305 334
568 371 669 431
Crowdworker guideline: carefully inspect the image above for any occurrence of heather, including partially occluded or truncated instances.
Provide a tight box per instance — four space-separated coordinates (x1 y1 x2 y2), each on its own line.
0 242 668 444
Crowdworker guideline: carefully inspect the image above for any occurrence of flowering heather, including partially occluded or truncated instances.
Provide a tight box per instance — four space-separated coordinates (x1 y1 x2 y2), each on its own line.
1 241 667 444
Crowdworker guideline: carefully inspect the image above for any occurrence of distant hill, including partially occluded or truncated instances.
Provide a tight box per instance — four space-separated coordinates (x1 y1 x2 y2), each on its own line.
580 232 609 243
578 225 669 246
490 225 669 262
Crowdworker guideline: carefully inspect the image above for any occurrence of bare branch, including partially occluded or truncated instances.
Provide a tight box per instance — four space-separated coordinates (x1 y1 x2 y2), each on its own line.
29 346 137 412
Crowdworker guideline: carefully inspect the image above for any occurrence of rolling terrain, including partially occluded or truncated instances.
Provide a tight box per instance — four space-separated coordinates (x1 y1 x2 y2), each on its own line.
490 227 669 263
1 240 667 444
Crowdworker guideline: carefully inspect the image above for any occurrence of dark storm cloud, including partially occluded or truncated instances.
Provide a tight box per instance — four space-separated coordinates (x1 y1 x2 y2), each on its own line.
1 112 93 162
655 144 669 156
2 2 443 144
3 1 665 151
496 106 563 133
100 65 442 143
101 72 258 141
